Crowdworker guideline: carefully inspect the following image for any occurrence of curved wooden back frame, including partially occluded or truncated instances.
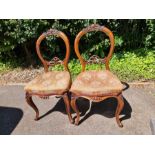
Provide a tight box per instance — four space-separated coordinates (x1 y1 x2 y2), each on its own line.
36 29 70 72
74 24 115 71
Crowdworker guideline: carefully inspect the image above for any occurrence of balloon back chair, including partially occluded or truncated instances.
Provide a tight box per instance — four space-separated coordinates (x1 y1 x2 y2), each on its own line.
70 24 124 127
24 29 73 124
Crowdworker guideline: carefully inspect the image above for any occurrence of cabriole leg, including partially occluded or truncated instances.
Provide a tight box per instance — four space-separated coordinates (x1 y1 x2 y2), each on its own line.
115 94 124 128
25 92 39 121
63 93 74 124
71 97 80 125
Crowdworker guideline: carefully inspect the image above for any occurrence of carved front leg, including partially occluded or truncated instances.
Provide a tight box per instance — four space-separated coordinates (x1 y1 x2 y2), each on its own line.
115 94 124 128
71 97 80 125
25 92 39 121
63 93 74 124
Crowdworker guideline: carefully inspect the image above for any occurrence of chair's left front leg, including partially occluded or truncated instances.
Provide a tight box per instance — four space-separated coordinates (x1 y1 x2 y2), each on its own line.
115 94 124 128
63 93 74 124
25 92 39 121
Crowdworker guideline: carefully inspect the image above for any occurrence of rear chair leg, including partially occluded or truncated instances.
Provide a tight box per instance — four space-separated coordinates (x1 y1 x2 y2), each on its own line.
115 94 124 128
71 97 80 125
25 92 39 121
63 93 74 124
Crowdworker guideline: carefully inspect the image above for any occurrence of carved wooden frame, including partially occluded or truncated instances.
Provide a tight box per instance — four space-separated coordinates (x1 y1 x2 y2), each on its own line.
36 29 70 72
71 24 125 127
25 29 73 124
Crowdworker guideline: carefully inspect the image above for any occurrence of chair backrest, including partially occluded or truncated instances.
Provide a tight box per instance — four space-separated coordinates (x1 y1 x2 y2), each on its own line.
36 29 70 72
74 24 115 72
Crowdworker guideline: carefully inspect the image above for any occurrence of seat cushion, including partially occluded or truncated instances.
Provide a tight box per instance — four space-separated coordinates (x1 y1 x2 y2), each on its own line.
24 71 71 95
70 70 123 96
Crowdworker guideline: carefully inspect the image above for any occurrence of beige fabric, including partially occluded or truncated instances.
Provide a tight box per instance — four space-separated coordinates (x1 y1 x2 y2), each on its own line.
24 71 71 95
70 70 123 96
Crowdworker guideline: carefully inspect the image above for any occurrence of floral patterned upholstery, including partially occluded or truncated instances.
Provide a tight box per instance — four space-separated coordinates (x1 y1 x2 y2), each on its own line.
24 71 71 95
70 70 123 96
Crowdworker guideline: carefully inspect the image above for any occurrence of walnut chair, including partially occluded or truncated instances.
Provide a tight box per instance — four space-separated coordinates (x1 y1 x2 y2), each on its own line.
70 24 125 127
24 29 73 124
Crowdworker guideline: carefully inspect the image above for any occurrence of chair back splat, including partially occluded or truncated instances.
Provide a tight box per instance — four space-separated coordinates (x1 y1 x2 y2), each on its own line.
36 29 70 72
74 24 115 71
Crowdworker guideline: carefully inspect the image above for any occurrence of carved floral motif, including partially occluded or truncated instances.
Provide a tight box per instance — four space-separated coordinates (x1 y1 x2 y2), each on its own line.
82 24 104 33
44 29 60 37
48 57 63 66
86 55 106 64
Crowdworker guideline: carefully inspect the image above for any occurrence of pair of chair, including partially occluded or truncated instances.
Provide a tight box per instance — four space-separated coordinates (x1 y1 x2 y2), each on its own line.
24 24 125 128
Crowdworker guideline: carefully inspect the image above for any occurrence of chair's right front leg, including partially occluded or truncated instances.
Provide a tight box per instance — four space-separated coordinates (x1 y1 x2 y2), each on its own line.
25 92 39 121
63 93 74 124
71 96 80 125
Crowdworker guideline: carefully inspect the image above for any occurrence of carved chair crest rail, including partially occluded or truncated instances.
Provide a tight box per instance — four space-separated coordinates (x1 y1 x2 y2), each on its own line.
36 28 70 72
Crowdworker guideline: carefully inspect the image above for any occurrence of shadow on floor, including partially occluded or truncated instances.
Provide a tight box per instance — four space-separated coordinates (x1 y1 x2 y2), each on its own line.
76 96 132 125
38 97 67 120
38 95 132 126
0 106 23 135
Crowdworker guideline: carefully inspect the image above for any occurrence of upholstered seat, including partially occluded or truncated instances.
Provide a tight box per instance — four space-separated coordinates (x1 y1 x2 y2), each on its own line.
70 70 123 96
24 71 71 95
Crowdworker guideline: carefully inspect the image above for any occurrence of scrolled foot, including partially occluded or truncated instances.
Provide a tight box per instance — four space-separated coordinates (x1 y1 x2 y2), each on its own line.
70 119 74 124
34 114 39 121
75 119 79 126
116 119 123 128
118 122 123 128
